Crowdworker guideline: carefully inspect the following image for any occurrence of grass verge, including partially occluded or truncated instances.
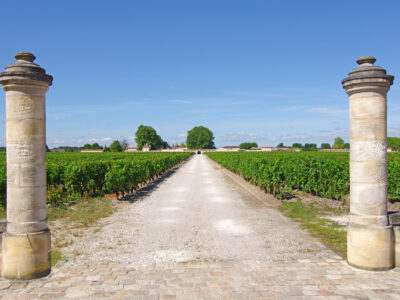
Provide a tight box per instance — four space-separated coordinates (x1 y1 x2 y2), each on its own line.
48 197 115 265
51 249 65 267
48 197 114 227
278 199 347 258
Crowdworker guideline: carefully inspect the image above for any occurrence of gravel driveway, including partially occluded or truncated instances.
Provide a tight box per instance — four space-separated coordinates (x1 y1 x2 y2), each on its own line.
1 155 399 299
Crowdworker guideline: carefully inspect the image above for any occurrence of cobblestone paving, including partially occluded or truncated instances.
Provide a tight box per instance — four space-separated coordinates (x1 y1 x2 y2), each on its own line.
0 155 399 299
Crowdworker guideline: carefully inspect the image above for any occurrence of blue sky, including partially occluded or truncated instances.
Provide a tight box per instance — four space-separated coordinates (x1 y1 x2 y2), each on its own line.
0 0 399 148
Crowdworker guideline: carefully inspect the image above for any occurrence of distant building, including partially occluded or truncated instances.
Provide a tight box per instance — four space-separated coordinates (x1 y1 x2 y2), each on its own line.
80 149 104 153
142 144 151 152
161 147 187 152
260 145 273 151
124 146 138 152
217 146 240 152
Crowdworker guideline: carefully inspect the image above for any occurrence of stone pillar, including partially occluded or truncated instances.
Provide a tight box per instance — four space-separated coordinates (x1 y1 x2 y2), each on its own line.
0 52 53 279
342 56 394 270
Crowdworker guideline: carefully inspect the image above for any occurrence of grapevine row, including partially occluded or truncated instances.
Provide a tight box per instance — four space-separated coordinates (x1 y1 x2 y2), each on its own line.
0 152 193 207
205 152 400 201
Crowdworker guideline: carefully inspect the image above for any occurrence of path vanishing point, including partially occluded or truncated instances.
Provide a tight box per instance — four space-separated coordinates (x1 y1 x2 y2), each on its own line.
0 155 399 299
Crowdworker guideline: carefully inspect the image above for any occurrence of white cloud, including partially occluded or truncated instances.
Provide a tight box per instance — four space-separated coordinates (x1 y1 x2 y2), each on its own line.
52 140 65 144
177 133 187 139
307 107 348 116
71 137 113 145
169 133 187 144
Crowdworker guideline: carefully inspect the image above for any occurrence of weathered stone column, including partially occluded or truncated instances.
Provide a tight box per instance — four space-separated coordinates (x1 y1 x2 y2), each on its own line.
342 56 394 270
0 52 53 279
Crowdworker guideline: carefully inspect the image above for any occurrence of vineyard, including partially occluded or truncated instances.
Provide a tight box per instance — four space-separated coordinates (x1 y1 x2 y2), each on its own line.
0 152 193 208
206 151 400 201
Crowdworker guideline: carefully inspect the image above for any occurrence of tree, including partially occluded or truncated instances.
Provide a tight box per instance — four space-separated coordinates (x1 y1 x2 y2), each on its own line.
135 125 165 150
304 143 317 151
161 140 170 149
388 137 400 150
103 145 110 152
109 140 123 152
239 142 258 150
277 142 285 148
90 143 102 150
186 126 215 149
120 139 129 150
344 143 350 149
83 143 91 149
333 137 345 149
292 143 303 149
321 143 331 149
180 143 187 148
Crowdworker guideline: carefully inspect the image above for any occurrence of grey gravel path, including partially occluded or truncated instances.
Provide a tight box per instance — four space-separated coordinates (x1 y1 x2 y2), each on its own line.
0 155 399 299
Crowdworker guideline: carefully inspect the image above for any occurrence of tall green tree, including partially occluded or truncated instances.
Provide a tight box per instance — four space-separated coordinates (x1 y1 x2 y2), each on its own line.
304 143 317 151
186 126 215 149
333 137 345 149
90 143 102 149
321 143 331 149
239 142 258 150
135 125 166 150
277 142 285 148
109 140 123 152
292 143 303 148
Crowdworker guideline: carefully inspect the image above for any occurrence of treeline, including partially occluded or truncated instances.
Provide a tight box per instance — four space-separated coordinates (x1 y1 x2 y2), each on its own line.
277 137 350 151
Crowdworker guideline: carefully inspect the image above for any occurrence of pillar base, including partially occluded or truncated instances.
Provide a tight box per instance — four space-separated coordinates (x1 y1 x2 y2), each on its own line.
347 223 393 270
394 226 400 268
2 229 51 280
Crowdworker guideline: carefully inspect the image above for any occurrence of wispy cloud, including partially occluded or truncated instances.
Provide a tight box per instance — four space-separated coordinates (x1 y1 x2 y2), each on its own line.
70 137 114 145
307 107 348 116
168 99 194 105
217 132 261 144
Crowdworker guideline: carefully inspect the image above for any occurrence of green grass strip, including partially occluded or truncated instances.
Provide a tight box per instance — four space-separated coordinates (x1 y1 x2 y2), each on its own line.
278 199 347 258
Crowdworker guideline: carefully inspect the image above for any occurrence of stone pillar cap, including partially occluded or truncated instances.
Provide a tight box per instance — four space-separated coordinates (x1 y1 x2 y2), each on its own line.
342 56 394 88
0 51 53 86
